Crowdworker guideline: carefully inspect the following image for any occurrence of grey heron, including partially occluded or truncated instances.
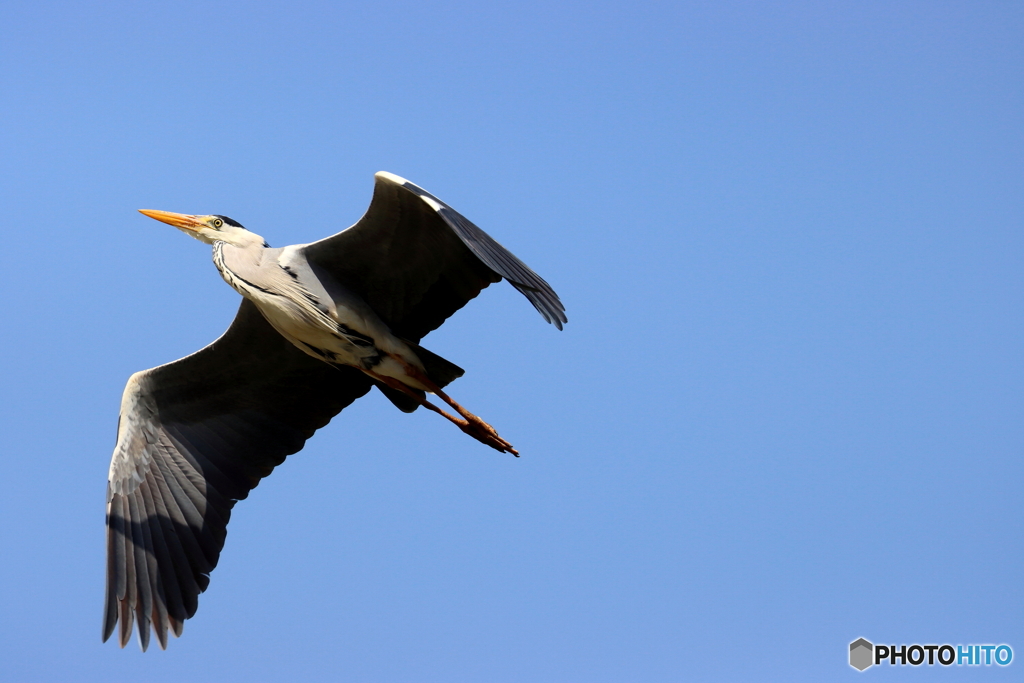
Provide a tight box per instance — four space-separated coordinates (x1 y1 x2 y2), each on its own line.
104 171 566 650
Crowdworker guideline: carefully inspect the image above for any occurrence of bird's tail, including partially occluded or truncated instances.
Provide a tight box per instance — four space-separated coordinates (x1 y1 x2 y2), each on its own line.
409 342 465 388
374 342 465 413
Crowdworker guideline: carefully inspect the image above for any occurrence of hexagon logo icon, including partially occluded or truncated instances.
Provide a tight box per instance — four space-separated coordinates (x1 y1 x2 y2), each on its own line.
850 638 874 671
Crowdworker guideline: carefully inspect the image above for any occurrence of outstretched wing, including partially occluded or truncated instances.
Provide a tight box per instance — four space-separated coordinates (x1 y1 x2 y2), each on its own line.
301 172 566 342
104 299 373 651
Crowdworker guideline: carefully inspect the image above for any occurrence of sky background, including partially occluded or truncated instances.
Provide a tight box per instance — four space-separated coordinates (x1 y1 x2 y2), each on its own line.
0 1 1020 681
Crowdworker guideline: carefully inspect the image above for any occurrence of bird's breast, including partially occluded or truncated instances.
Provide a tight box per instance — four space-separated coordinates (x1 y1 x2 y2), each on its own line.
254 295 386 370
215 242 421 374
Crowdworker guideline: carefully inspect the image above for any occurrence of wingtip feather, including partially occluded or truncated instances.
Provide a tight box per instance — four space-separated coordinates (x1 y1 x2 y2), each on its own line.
374 171 410 186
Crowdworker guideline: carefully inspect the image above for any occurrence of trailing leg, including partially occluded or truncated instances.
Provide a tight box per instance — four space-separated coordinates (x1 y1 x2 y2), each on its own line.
363 368 518 456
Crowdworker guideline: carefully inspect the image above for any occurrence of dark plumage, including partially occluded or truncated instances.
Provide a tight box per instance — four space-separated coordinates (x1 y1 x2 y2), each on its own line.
106 172 565 650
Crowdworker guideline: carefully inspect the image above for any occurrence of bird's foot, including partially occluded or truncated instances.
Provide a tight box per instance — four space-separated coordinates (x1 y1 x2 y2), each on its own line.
458 415 519 456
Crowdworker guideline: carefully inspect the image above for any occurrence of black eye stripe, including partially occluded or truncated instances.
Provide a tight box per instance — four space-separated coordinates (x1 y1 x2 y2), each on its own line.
213 215 245 229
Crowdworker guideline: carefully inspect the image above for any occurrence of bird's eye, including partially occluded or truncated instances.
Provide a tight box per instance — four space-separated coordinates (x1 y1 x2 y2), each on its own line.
212 218 224 228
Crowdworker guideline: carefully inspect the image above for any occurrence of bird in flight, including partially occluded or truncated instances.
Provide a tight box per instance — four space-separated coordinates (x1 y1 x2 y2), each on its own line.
104 172 566 650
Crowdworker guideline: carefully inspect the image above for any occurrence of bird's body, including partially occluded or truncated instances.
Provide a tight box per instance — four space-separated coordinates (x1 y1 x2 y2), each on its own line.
215 239 424 387
104 172 565 651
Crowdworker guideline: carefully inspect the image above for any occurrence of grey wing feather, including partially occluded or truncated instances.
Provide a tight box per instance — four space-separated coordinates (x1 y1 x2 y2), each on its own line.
301 172 566 342
104 299 373 650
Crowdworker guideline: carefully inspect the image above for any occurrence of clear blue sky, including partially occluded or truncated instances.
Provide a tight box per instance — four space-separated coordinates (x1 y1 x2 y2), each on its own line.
0 2 1020 681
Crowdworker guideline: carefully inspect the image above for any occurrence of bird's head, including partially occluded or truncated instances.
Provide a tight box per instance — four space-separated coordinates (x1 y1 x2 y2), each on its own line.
138 210 267 248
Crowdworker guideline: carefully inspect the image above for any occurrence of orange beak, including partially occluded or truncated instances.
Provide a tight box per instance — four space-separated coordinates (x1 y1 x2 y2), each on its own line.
138 209 206 233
